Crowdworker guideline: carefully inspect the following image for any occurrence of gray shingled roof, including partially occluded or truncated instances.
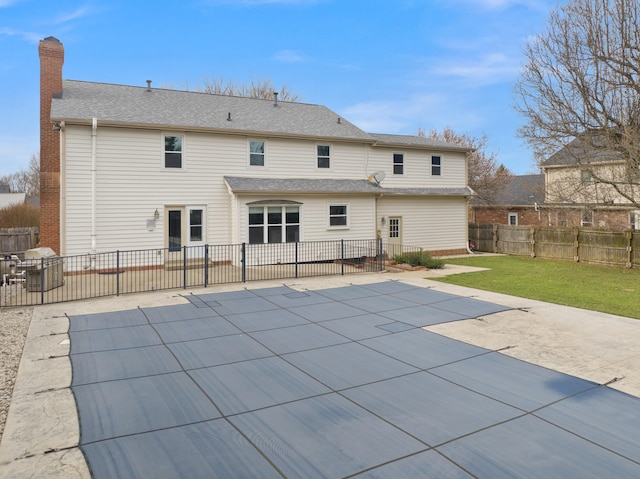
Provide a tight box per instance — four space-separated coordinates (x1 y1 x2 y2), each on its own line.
50 81 470 152
542 135 622 167
475 174 544 206
369 133 471 152
224 176 473 196
51 81 373 141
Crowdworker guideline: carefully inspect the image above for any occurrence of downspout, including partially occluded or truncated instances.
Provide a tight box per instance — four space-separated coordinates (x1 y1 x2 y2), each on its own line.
91 118 97 266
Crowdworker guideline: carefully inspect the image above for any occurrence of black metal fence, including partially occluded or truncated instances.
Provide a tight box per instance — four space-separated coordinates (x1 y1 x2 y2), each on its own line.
1 239 386 307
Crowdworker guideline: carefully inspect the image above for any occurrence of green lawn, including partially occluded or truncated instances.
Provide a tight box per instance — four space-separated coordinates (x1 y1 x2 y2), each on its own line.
433 255 640 319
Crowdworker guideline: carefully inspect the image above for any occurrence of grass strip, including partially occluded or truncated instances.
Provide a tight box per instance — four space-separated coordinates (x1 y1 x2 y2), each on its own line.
433 255 640 319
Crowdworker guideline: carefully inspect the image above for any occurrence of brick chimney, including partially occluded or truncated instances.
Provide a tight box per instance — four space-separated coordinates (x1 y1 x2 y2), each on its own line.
39 36 64 254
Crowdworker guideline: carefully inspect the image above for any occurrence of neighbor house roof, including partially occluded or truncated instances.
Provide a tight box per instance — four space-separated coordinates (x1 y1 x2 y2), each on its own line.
492 174 545 206
51 81 373 142
0 193 26 209
224 176 474 197
542 135 621 167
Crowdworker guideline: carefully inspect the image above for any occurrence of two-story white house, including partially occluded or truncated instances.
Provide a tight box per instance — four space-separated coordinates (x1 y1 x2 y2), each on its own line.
39 37 473 265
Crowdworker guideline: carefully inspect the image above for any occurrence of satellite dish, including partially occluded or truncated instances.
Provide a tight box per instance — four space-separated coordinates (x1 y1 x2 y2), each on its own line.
368 170 386 185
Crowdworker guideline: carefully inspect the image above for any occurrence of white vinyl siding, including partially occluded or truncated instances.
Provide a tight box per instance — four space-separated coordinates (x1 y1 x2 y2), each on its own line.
61 125 468 257
367 146 467 188
378 196 468 251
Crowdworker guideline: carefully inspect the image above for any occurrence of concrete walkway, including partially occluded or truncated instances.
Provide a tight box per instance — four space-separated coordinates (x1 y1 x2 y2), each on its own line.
1 264 639 478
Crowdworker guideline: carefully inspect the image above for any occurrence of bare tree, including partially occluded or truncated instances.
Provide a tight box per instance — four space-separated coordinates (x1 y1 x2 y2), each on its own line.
515 0 640 207
419 127 512 204
198 76 301 101
0 154 40 196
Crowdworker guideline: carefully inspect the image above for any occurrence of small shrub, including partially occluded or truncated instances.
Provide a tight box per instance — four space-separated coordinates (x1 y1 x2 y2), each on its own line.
393 251 444 269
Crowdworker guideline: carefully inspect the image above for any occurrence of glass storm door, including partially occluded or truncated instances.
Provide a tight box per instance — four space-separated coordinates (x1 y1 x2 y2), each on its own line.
168 210 182 252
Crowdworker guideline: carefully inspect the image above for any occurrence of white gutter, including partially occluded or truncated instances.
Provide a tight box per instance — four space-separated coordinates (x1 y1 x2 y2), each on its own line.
91 118 97 260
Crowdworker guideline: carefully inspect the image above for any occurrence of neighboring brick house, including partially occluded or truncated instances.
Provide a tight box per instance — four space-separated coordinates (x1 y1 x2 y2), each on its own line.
471 137 640 231
39 37 474 262
470 174 545 226
540 136 640 230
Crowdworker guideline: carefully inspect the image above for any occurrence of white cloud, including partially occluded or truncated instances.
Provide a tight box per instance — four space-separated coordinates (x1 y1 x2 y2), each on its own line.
0 27 42 43
446 0 549 10
341 94 444 134
52 5 93 24
274 49 309 63
430 52 520 87
0 0 21 7
204 0 323 5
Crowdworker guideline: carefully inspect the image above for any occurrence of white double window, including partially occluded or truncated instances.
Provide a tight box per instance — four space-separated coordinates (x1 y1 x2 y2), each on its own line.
249 205 300 244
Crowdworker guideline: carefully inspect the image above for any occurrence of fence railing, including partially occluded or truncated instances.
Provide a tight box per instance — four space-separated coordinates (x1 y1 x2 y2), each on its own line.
1 239 389 307
469 224 640 268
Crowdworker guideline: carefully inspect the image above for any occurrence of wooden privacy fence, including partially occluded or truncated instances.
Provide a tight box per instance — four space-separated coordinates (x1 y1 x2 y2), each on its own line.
0 227 39 257
469 224 640 269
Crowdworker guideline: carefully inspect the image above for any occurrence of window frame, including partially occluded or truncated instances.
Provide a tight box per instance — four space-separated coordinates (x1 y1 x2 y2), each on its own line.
393 153 404 175
248 139 266 167
187 206 205 244
431 155 442 176
581 169 594 185
328 203 349 229
317 144 331 169
163 134 184 169
581 209 594 227
508 212 518 226
248 204 300 244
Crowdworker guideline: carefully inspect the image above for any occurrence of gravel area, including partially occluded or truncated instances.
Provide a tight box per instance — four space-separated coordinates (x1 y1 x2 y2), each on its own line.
0 307 33 442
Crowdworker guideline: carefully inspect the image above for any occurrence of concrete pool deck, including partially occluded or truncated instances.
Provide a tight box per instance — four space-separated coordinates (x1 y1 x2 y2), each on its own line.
2 265 640 477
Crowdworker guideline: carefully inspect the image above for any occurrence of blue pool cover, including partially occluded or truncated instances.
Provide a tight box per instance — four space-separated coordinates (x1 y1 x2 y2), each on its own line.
68 282 640 478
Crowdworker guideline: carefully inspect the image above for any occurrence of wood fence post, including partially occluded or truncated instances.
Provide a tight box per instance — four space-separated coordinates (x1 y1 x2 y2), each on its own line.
626 230 633 269
493 224 498 253
530 226 536 258
573 227 580 262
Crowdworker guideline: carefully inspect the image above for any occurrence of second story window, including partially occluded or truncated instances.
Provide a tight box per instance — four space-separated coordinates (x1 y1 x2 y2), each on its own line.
581 169 594 185
317 145 331 168
431 155 441 176
164 135 183 168
393 153 404 175
250 140 265 166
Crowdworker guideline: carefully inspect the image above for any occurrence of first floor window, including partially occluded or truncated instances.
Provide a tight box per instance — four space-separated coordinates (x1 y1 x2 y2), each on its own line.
317 145 331 168
249 205 299 243
190 209 203 242
581 209 593 227
631 211 640 230
250 140 265 166
508 212 518 225
329 204 348 227
393 153 404 175
164 135 183 168
431 155 441 176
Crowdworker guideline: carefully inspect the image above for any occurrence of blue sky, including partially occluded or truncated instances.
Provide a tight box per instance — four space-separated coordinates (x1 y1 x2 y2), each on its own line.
1 0 559 177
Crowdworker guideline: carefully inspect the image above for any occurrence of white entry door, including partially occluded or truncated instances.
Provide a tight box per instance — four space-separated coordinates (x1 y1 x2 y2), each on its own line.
166 206 206 258
388 216 402 257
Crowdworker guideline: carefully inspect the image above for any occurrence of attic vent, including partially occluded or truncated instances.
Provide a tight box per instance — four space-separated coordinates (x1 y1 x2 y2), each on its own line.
146 80 152 92
273 91 278 107
337 117 342 124
227 112 232 121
